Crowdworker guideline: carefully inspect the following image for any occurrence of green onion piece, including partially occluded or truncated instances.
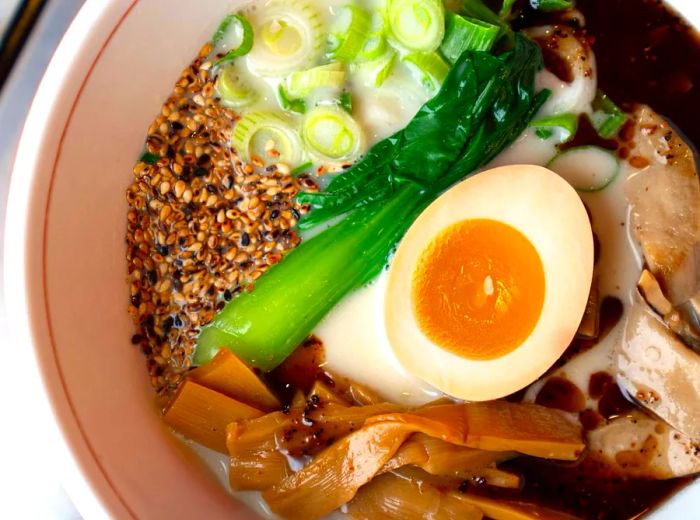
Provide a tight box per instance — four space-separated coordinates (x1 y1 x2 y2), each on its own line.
529 0 572 12
357 12 388 62
548 146 619 192
440 12 499 63
340 91 353 113
387 0 445 53
535 128 553 140
212 13 236 44
455 0 514 40
232 111 303 166
216 64 258 108
285 62 347 98
358 50 397 87
591 91 627 138
358 33 387 61
499 0 517 18
291 161 313 176
302 105 363 161
328 5 372 62
277 85 307 114
214 14 254 66
403 51 449 93
247 0 325 76
529 112 579 141
139 152 159 165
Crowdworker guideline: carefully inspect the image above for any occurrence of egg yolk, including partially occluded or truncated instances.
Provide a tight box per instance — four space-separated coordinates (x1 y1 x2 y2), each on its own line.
411 219 545 360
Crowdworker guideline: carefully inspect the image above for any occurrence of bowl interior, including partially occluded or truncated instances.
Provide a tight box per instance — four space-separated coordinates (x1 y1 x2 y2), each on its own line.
5 0 700 518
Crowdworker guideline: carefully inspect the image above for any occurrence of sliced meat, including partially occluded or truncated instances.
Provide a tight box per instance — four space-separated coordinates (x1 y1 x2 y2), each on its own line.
615 295 700 439
587 411 700 479
625 105 700 306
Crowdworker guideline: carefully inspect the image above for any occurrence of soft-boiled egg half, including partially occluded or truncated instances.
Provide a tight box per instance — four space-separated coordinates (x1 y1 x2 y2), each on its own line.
384 165 594 401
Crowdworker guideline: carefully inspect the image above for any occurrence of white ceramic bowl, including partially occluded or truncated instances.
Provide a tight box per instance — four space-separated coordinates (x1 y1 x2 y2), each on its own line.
5 0 700 518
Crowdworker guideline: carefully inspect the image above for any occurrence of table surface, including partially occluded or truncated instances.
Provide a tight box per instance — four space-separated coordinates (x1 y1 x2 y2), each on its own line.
0 1 85 518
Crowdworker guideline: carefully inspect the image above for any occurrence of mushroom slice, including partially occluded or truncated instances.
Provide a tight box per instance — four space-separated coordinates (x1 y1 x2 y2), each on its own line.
587 411 700 479
615 296 700 439
625 105 700 306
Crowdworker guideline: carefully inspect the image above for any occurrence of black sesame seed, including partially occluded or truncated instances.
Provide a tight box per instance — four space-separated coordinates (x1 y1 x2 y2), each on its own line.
147 270 157 284
206 184 217 193
155 243 169 255
224 289 232 301
291 208 301 220
131 334 143 345
173 315 183 328
194 166 208 177
171 121 184 131
241 232 250 246
163 316 174 333
270 209 280 219
197 153 211 166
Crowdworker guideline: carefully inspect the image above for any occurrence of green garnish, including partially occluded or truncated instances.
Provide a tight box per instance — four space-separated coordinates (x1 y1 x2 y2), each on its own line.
529 112 579 141
194 35 549 369
139 152 160 165
284 62 346 98
291 161 313 176
440 12 500 62
403 51 450 93
591 90 627 138
301 106 363 162
297 35 549 230
387 0 446 52
499 0 517 18
340 91 353 113
535 128 553 140
530 0 573 12
327 4 372 62
278 85 307 115
213 14 255 66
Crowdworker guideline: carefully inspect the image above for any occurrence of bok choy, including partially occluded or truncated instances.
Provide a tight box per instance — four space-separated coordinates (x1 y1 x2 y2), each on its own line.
194 35 549 369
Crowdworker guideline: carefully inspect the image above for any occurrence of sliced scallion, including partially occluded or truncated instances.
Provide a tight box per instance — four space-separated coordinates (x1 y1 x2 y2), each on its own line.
233 112 303 166
403 51 449 93
285 62 347 98
548 146 619 192
214 14 254 66
356 50 397 87
247 0 325 76
277 85 307 114
291 161 313 176
529 112 579 141
440 12 499 63
530 0 573 12
340 91 353 113
301 105 363 161
499 0 517 18
328 5 372 62
387 0 445 53
216 64 258 108
357 12 388 62
591 91 627 138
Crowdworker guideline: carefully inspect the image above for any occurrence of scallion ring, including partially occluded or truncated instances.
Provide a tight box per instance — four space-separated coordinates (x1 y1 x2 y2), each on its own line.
301 105 363 161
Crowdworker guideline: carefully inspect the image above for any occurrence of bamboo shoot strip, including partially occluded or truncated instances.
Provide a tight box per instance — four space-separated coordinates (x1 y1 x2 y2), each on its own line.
163 379 263 453
188 349 280 411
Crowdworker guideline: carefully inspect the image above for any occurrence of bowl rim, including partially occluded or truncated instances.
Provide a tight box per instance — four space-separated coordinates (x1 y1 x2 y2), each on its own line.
4 0 699 518
5 0 141 518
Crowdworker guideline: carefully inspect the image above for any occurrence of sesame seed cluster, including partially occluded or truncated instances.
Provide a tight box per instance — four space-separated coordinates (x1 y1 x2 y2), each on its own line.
126 43 317 393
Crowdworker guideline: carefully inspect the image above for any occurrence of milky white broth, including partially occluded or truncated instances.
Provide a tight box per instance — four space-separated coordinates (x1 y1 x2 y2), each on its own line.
192 0 647 516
